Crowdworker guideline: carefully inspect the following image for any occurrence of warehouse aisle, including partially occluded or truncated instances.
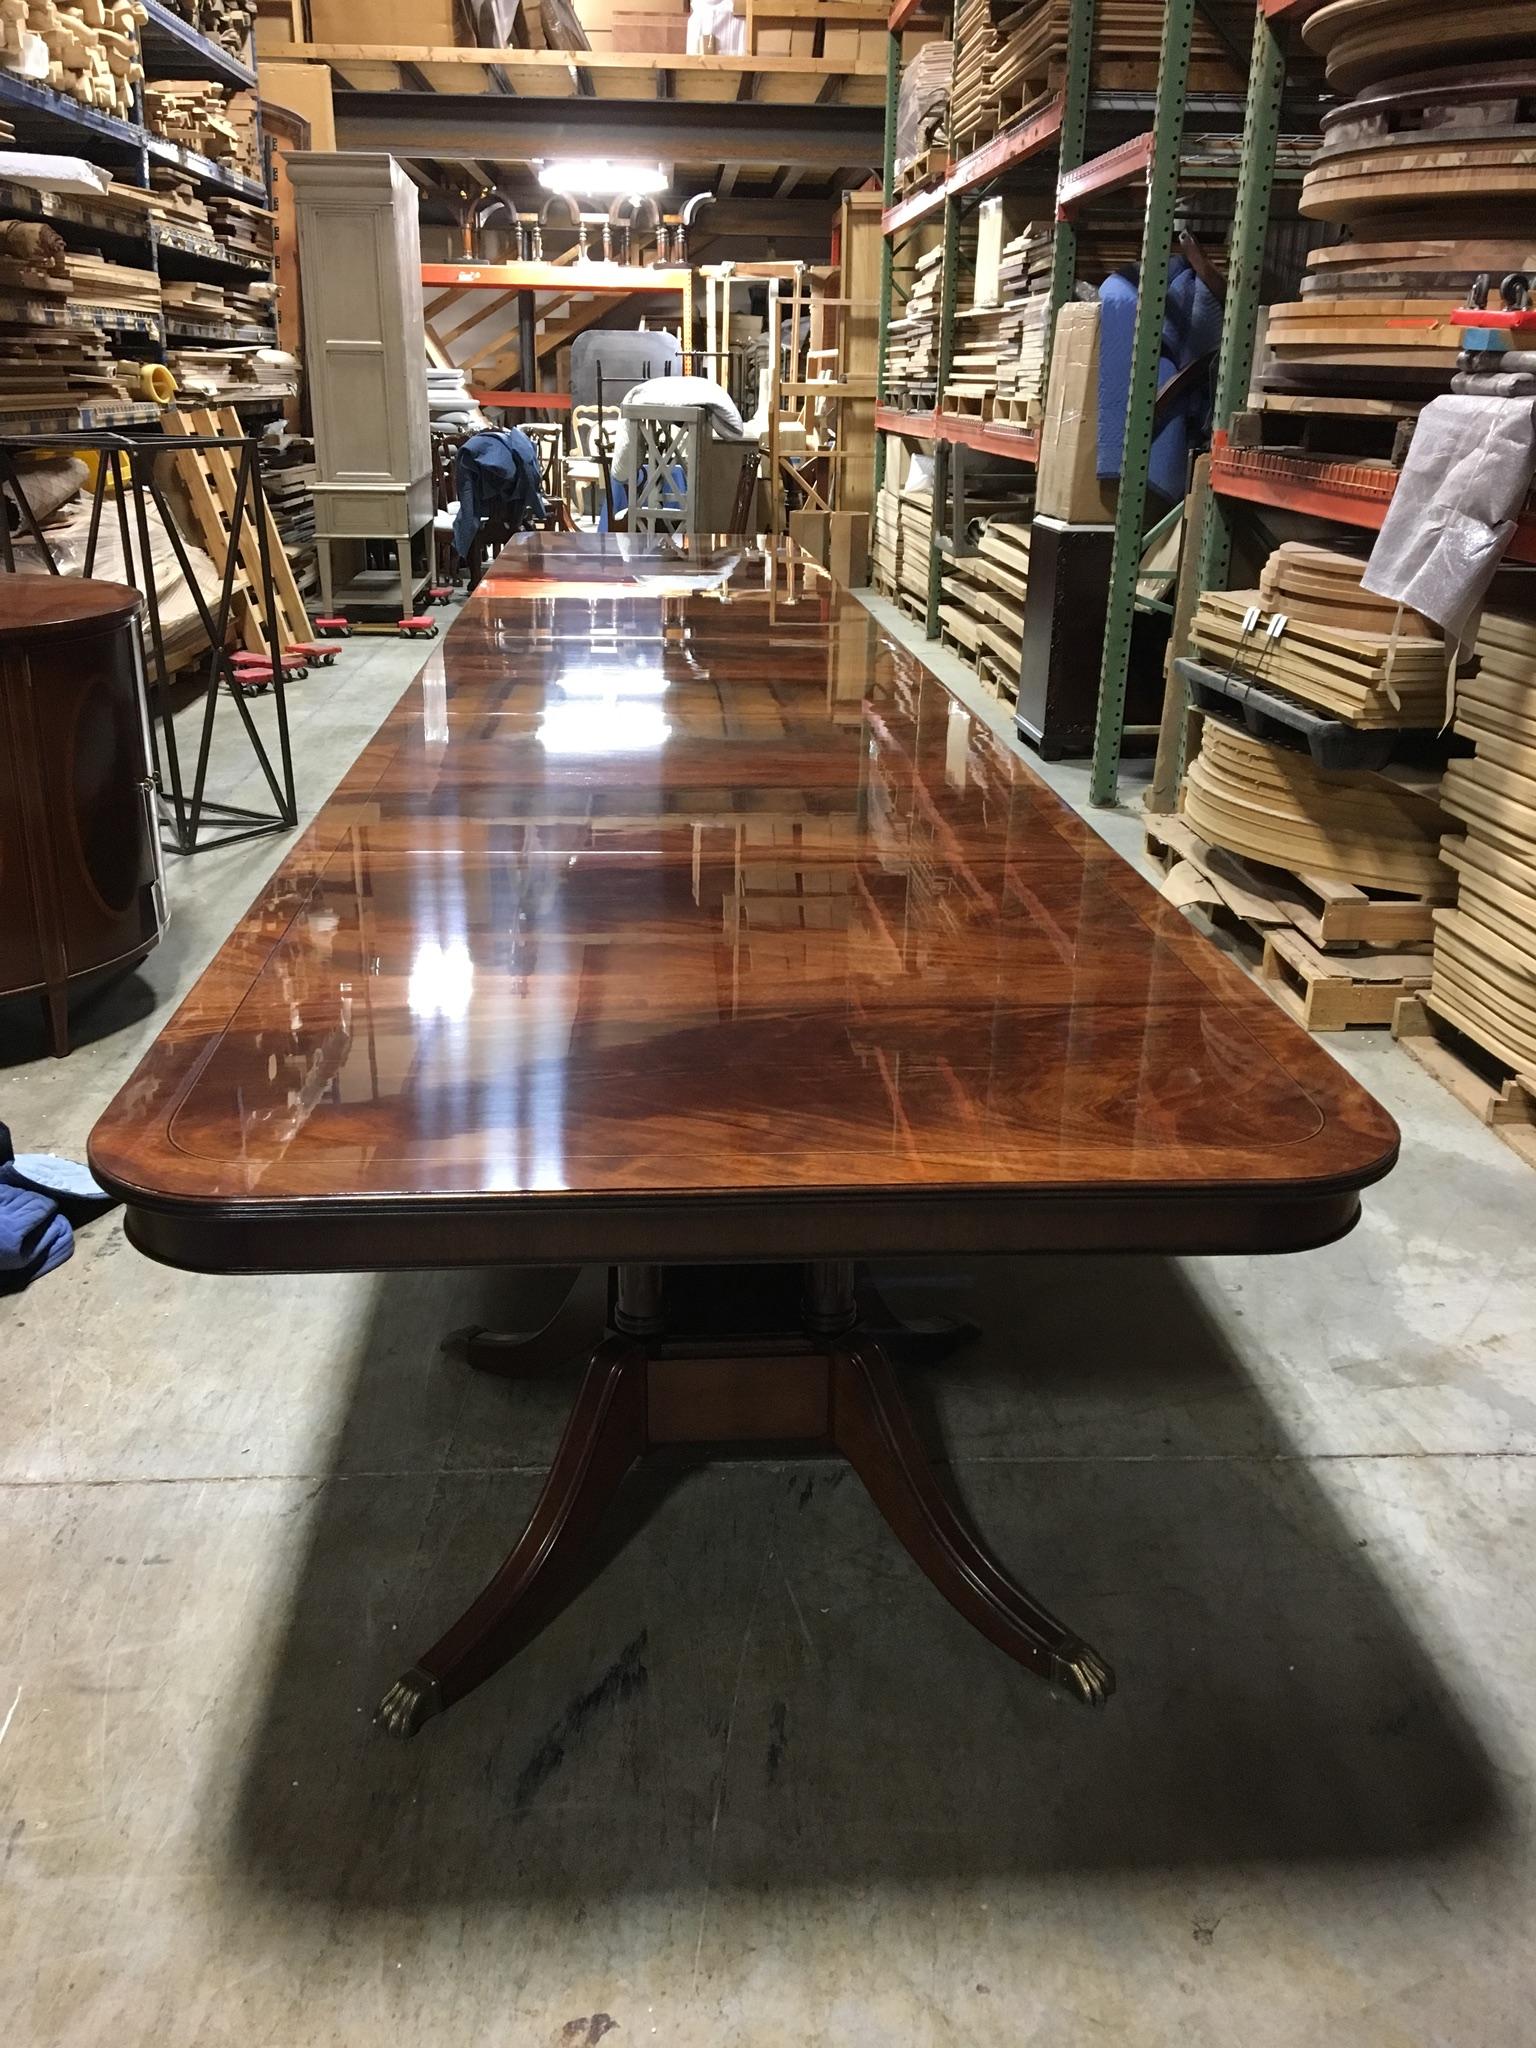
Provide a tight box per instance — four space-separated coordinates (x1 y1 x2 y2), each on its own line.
2 612 1535 2047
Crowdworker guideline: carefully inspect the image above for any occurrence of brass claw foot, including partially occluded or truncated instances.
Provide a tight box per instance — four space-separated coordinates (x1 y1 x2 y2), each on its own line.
1052 1639 1115 1707
375 1666 444 1739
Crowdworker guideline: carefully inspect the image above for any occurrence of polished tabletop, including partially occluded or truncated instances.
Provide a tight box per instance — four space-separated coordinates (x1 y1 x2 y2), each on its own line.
89 532 1399 1271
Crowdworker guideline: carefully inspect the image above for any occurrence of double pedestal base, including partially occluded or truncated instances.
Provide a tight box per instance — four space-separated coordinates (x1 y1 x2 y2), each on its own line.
376 1261 1112 1738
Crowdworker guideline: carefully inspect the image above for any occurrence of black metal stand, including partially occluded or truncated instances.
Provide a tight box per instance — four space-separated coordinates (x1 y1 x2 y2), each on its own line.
0 426 299 854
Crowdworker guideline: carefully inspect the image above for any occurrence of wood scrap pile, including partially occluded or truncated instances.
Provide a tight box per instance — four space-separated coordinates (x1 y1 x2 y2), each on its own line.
144 79 261 180
1183 722 1450 896
939 508 1032 700
1259 4 1536 401
0 0 144 117
165 342 293 401
0 213 134 421
884 243 947 407
147 169 211 231
951 0 1243 154
157 0 252 59
1190 544 1449 728
1431 606 1536 1072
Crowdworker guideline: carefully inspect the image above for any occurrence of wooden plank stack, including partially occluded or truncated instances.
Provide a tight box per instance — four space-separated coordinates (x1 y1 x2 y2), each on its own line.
872 473 933 621
950 0 1244 154
1431 607 1536 1073
884 242 947 407
938 510 1032 700
1 0 144 117
1190 545 1449 728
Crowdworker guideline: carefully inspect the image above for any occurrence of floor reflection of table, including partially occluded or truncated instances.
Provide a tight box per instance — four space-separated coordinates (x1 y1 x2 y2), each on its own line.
89 533 1400 1738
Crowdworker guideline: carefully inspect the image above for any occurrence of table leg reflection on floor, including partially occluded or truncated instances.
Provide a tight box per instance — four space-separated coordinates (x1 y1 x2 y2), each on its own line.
375 1260 1114 1739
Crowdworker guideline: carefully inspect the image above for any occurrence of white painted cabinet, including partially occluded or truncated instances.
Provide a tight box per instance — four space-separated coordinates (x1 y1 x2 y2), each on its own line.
287 152 432 614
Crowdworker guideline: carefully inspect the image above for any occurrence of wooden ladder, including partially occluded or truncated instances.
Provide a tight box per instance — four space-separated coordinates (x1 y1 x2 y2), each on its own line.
166 407 313 655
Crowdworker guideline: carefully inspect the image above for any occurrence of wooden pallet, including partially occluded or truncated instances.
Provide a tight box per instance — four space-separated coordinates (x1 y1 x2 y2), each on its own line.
896 147 949 199
167 406 312 656
1230 396 1420 466
1261 925 1430 1031
1393 993 1536 1170
1144 813 1444 948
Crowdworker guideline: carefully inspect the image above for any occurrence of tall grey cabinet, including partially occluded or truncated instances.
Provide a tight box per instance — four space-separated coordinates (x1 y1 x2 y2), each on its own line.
288 153 432 619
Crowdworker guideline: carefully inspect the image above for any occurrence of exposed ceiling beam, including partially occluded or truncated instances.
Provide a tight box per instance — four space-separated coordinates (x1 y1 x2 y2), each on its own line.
773 165 808 198
334 91 882 169
717 162 741 196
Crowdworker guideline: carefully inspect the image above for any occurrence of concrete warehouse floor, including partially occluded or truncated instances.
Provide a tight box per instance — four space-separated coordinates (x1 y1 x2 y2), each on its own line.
3 591 1536 2048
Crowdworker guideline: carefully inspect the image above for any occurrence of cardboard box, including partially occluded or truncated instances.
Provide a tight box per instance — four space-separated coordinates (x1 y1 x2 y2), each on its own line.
1034 300 1118 526
828 510 870 588
309 0 456 40
789 510 830 565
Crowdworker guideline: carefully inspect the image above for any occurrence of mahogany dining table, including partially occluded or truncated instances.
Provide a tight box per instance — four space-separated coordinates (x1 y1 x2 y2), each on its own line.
89 531 1400 1738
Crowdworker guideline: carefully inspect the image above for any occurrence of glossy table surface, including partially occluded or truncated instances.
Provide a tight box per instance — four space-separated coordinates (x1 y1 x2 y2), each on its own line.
89 532 1400 1271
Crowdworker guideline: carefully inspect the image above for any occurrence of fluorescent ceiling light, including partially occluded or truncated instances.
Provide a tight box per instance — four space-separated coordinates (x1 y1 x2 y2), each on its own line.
537 157 667 197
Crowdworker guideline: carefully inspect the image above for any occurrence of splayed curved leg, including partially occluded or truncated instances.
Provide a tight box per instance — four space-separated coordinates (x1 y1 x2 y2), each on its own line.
830 1337 1113 1706
441 1264 608 1378
856 1271 981 1368
376 1335 647 1738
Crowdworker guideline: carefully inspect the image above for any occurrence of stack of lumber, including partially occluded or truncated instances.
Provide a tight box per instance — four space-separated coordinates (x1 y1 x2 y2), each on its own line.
872 476 933 619
990 223 1052 420
1 0 144 117
65 247 160 316
1268 8 1536 400
1183 722 1450 895
145 78 260 180
951 0 1243 153
939 511 1032 698
1189 544 1449 728
1431 606 1536 1072
885 244 946 405
0 224 129 418
147 170 211 230
203 191 270 260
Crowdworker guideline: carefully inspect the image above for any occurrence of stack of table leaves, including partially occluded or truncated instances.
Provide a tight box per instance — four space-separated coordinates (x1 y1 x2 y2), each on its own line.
1433 607 1536 1070
1190 544 1448 728
1183 722 1451 894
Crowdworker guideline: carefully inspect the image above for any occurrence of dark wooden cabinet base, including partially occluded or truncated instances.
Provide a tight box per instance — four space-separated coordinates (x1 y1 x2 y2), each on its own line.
0 577 166 1056
377 1260 1112 1738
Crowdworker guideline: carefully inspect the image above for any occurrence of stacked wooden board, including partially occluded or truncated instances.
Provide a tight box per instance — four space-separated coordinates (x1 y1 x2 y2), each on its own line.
1 0 144 117
872 476 933 621
1264 12 1536 400
944 223 1051 423
1190 545 1449 728
1183 723 1450 896
884 243 946 407
950 0 1244 153
938 512 1032 700
1431 608 1536 1072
